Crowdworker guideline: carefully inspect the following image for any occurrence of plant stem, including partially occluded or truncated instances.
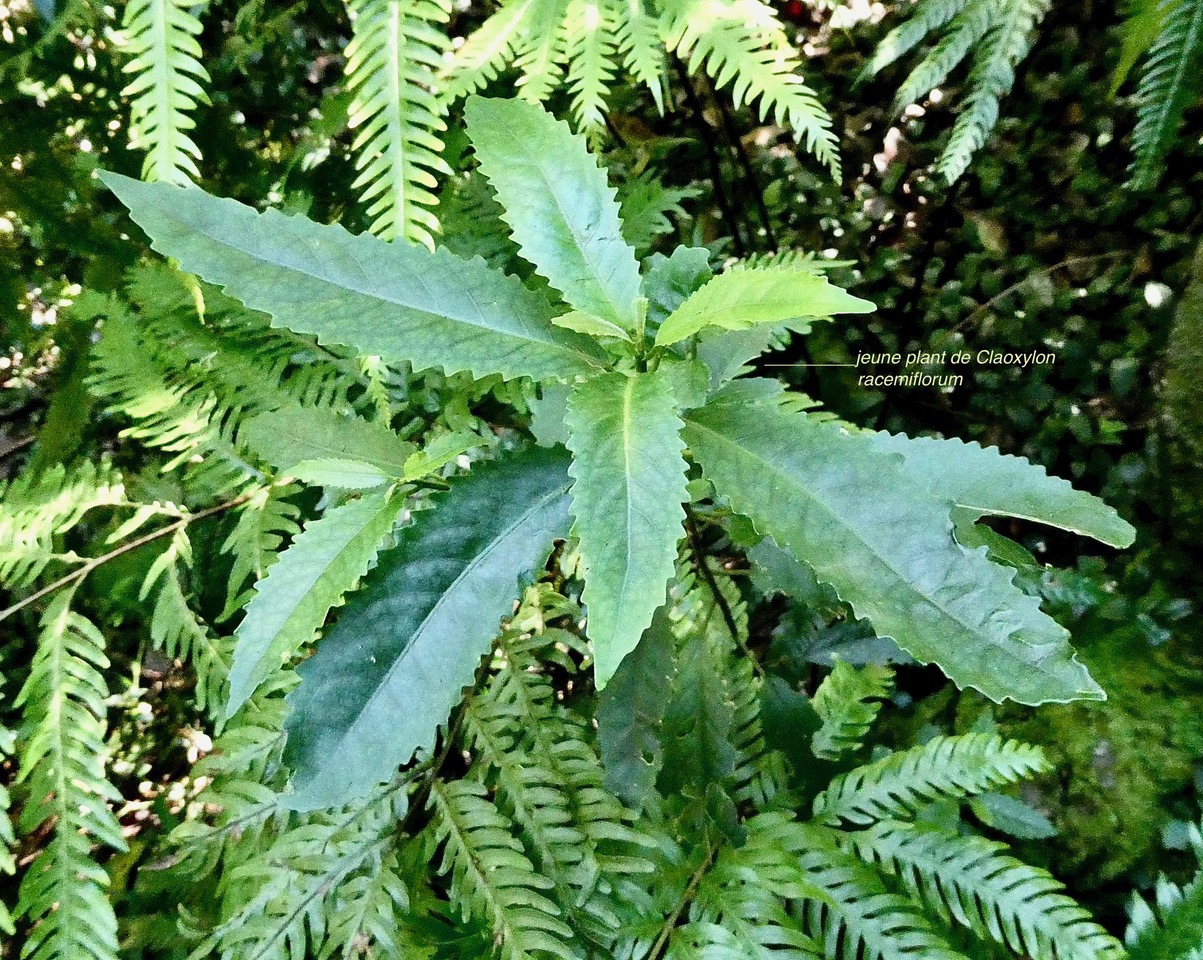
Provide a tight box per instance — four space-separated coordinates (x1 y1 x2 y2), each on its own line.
642 842 717 960
0 489 260 623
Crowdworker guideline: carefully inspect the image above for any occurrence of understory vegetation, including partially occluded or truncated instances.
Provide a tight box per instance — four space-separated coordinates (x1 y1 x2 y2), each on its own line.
1 0 1201 958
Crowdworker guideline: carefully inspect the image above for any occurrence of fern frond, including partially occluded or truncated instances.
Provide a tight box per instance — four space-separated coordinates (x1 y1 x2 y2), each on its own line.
167 689 293 881
728 653 791 807
810 661 893 761
514 0 572 103
851 819 1125 959
672 816 824 958
1130 0 1203 189
89 269 362 498
428 778 576 960
563 0 621 135
614 0 666 110
1127 870 1203 960
860 0 975 76
120 0 211 183
14 591 126 960
617 169 696 256
220 485 304 619
466 688 624 940
812 733 1048 826
442 0 537 100
891 0 994 109
661 0 840 176
213 783 407 960
741 814 962 960
141 529 234 718
937 0 1051 183
0 459 124 589
345 0 452 248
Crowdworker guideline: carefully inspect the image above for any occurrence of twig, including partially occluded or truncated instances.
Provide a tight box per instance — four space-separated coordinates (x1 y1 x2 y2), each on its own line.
0 435 34 462
0 489 258 623
704 74 777 251
671 56 748 257
683 509 763 677
952 252 1124 333
641 842 718 960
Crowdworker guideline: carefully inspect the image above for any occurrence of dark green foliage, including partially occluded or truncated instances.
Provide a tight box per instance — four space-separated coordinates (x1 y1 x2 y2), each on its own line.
1 2 1193 957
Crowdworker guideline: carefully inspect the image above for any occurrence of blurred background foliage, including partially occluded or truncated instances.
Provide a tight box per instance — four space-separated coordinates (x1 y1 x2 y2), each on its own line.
1 0 1201 944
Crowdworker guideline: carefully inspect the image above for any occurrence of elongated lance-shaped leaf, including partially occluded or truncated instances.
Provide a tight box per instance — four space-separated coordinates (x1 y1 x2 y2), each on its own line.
99 173 607 383
596 605 675 808
242 404 416 480
225 488 405 717
565 371 688 687
866 430 1135 548
682 389 1105 705
282 447 573 809
655 264 875 346
464 97 643 333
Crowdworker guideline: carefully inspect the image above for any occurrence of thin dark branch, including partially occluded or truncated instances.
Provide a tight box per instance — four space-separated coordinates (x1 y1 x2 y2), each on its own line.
671 55 748 257
641 842 718 960
0 489 260 623
703 73 777 251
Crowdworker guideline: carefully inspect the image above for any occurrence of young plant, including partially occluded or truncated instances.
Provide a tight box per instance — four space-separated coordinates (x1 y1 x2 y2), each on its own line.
100 95 1134 811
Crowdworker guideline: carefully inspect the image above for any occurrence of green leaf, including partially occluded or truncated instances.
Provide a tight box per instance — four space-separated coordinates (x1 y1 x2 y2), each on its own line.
969 792 1057 839
551 310 633 341
282 447 573 809
867 430 1136 548
565 371 689 687
596 607 675 809
287 458 394 489
225 488 404 717
99 173 606 383
655 263 875 346
811 662 894 761
682 392 1105 705
243 404 416 481
401 431 488 480
464 96 642 332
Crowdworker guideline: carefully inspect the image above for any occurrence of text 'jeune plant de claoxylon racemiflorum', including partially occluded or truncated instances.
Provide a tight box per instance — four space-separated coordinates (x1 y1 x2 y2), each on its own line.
98 95 1136 811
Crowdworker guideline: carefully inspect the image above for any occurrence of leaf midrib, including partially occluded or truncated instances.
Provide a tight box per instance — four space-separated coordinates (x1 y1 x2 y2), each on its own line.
490 109 634 330
334 480 570 751
686 415 1069 675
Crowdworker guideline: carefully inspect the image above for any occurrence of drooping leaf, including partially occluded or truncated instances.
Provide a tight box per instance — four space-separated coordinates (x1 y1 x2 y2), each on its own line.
682 390 1105 705
867 430 1136 548
99 173 606 383
465 96 643 332
596 607 675 808
655 263 875 346
564 370 688 687
282 447 573 809
243 404 416 482
225 488 405 717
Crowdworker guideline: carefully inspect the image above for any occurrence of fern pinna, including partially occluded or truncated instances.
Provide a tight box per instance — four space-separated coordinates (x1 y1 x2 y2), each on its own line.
0 96 1138 957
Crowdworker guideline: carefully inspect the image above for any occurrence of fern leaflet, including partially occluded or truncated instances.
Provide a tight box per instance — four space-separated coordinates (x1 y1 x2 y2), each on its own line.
13 591 126 960
1130 0 1203 188
812 733 1048 825
851 819 1125 959
120 0 211 183
345 0 452 248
